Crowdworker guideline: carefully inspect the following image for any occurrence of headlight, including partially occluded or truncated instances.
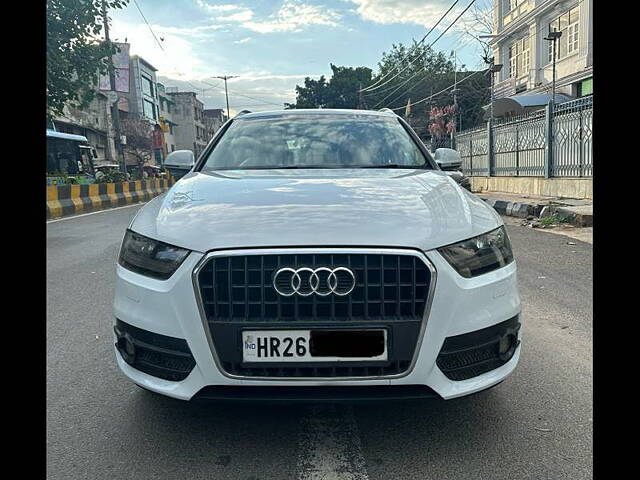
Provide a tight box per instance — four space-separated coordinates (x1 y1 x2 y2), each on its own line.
118 230 190 280
437 226 514 278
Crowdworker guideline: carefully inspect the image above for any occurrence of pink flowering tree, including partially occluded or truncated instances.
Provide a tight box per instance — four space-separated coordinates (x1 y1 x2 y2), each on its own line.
428 105 457 141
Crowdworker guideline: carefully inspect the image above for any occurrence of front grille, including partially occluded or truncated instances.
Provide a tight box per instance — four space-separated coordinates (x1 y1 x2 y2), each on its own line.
195 250 433 379
197 252 431 322
436 316 521 381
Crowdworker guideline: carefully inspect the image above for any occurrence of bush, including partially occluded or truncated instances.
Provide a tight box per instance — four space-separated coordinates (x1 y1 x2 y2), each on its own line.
95 171 128 183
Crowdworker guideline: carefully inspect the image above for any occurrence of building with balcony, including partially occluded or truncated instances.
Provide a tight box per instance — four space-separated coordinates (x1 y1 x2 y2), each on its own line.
490 0 592 100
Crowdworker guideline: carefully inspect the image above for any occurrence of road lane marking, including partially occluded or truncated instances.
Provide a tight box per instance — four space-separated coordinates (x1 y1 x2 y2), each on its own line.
46 202 147 223
297 404 369 480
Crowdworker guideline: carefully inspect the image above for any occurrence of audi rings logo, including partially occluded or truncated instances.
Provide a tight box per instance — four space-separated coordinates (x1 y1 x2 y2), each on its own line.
273 267 356 297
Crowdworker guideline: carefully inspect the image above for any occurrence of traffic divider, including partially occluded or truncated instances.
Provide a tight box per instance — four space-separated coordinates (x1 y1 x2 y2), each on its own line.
46 178 175 219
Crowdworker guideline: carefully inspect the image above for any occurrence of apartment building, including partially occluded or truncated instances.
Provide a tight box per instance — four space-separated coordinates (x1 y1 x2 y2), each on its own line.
490 0 593 99
167 91 208 158
203 108 227 140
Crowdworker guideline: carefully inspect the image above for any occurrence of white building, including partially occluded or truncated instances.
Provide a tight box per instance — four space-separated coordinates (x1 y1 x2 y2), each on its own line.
490 0 593 99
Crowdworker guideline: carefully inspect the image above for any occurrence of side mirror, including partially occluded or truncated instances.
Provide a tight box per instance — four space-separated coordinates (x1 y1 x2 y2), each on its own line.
164 150 195 180
434 148 462 171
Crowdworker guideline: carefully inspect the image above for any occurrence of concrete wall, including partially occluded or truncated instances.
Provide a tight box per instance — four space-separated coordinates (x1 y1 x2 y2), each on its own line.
471 176 592 200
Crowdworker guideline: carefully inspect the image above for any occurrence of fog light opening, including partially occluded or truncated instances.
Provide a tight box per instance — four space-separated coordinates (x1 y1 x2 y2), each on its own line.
498 333 518 361
116 333 136 364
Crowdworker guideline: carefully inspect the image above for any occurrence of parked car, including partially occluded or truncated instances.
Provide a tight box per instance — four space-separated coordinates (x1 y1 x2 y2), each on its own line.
113 109 521 402
163 150 195 180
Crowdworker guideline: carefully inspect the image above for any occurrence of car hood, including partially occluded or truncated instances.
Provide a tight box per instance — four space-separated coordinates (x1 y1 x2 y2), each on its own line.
131 169 502 253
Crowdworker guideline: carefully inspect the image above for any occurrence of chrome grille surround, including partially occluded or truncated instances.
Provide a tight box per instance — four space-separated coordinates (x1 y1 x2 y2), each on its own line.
192 247 437 381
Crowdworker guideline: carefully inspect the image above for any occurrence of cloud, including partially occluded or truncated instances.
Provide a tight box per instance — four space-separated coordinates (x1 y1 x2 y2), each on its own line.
195 1 242 12
211 0 342 34
110 19 211 79
348 0 455 28
233 37 253 44
217 9 254 22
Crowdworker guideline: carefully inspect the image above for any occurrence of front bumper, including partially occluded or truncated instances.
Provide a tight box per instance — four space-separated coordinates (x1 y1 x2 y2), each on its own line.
113 248 521 401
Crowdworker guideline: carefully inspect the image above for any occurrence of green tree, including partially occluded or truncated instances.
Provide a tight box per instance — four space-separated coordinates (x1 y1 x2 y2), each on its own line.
365 41 456 117
285 75 330 109
286 64 373 109
367 41 490 135
47 0 129 121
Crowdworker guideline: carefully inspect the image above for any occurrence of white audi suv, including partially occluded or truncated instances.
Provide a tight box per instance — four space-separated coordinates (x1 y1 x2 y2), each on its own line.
113 109 521 402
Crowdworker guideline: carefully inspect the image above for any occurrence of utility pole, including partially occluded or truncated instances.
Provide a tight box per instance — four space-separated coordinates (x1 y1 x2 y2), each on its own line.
102 0 126 173
214 75 239 118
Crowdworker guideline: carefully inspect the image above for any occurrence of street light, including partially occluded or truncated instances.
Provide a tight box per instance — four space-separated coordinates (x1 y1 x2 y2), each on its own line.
486 58 503 123
544 30 563 104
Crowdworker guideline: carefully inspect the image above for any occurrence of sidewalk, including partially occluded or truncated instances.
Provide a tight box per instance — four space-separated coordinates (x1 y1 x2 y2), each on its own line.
476 191 593 227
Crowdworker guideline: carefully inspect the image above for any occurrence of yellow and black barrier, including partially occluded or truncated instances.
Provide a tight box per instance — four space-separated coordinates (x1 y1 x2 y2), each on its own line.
46 178 175 219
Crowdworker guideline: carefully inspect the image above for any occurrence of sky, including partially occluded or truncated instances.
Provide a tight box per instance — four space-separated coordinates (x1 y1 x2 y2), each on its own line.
109 0 492 115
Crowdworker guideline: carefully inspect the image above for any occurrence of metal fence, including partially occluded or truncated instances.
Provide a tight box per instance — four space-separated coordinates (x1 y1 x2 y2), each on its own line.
455 96 592 177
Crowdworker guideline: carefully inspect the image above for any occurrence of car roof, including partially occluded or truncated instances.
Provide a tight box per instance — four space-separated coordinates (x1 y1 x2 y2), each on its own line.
236 109 398 120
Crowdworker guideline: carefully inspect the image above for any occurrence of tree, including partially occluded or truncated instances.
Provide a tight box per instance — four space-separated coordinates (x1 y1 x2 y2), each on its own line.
285 75 330 109
458 0 495 62
286 64 373 109
120 116 153 177
286 40 490 133
364 41 456 119
47 0 129 121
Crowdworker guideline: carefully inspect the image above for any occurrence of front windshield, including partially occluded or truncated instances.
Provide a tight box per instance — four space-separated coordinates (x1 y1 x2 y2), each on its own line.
200 114 431 171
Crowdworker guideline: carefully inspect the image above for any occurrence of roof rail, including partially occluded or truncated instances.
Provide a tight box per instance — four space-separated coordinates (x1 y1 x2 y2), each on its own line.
378 108 396 115
235 110 252 118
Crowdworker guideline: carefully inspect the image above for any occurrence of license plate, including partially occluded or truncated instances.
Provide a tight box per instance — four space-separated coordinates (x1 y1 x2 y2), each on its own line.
242 329 387 363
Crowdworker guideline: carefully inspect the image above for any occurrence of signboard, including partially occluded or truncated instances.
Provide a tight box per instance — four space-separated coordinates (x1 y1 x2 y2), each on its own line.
99 42 130 93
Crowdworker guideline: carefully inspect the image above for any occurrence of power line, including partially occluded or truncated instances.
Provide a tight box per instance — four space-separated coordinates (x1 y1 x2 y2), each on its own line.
386 68 488 112
372 0 478 109
360 0 462 93
131 0 165 52
200 80 284 106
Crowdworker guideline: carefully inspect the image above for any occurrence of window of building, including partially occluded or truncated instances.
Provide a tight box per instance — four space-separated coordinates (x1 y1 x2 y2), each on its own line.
143 99 157 120
567 18 579 54
141 75 154 98
548 6 580 63
505 0 520 13
171 144 175 152
509 36 530 79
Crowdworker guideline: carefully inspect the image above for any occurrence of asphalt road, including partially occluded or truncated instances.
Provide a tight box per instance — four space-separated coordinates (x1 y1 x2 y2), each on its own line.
47 204 593 480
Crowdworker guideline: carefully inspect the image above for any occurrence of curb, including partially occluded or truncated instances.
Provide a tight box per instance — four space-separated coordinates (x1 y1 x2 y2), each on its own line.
46 178 175 220
478 195 593 227
547 206 593 227
478 196 544 219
